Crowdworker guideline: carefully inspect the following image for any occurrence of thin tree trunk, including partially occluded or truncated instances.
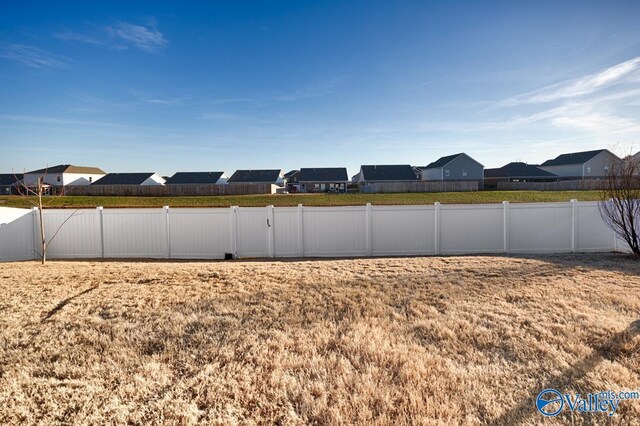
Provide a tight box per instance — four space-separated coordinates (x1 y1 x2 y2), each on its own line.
38 178 46 264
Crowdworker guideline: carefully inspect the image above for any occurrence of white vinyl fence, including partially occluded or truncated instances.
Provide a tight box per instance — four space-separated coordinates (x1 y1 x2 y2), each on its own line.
0 201 626 262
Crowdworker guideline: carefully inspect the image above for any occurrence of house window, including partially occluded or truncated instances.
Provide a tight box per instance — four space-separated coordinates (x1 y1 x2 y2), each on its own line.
586 167 591 173
314 184 320 190
604 166 609 172
56 176 61 182
462 169 468 177
320 184 326 191
444 169 450 177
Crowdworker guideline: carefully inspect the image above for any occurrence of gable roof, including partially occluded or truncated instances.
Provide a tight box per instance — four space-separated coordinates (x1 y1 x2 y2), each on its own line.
165 172 225 185
424 153 483 169
297 167 348 182
484 162 557 178
92 173 157 185
26 164 106 175
284 170 299 179
541 149 608 167
228 169 282 183
360 165 418 181
0 174 23 186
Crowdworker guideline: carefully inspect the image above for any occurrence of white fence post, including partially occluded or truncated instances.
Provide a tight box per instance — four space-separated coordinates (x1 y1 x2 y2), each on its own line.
503 201 510 253
434 202 441 255
571 199 577 253
97 206 105 258
31 207 38 260
266 205 275 258
297 204 304 257
230 206 238 257
365 203 372 256
164 206 171 259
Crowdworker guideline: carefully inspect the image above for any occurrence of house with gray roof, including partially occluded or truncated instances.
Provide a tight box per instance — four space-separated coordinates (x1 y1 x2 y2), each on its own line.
92 172 165 186
484 162 558 188
165 172 228 185
23 164 106 193
0 174 23 195
356 165 419 184
539 149 621 179
228 169 284 186
292 167 349 193
419 153 484 182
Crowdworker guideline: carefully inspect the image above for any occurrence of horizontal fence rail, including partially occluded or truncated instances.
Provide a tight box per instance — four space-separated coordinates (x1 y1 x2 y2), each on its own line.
497 179 609 191
64 183 277 196
359 181 479 193
0 201 627 262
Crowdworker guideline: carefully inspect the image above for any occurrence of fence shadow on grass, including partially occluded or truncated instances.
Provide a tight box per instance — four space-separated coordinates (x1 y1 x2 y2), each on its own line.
492 319 640 425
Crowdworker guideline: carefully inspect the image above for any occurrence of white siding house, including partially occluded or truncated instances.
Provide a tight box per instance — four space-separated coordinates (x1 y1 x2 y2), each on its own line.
23 165 106 190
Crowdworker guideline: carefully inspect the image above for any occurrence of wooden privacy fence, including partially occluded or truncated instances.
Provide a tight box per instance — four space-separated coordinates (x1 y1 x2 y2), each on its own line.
0 201 625 262
497 179 609 191
359 181 479 193
63 183 277 196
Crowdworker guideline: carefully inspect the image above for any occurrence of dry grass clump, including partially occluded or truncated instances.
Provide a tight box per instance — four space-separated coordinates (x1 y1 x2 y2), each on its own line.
0 254 639 425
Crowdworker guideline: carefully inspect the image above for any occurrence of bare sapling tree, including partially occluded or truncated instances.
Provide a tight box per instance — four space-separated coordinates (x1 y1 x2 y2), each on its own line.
599 153 640 256
13 168 78 264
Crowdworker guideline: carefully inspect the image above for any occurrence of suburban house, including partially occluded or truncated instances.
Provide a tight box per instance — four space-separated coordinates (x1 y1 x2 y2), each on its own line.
165 171 228 185
292 167 349 193
539 149 621 179
356 165 419 184
0 174 23 195
92 173 165 186
419 153 484 182
284 170 300 191
228 169 285 186
23 164 106 193
484 162 558 188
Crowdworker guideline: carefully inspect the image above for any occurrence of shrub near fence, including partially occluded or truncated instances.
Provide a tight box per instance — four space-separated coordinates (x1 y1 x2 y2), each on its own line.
0 201 626 262
497 179 609 191
64 183 277 196
359 181 479 193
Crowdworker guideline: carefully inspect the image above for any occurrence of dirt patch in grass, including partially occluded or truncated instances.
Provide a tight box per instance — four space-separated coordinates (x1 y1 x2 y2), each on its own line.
0 254 639 425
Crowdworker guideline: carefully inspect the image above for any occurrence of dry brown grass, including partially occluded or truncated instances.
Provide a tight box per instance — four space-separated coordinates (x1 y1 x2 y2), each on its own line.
0 254 639 425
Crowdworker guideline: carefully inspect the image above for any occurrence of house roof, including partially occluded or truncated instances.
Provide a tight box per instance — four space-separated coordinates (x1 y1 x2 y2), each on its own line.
92 173 157 185
228 169 282 183
424 153 483 169
26 164 106 175
484 162 557 178
165 172 225 185
541 149 608 167
0 174 23 185
284 170 299 178
360 165 418 181
297 167 348 182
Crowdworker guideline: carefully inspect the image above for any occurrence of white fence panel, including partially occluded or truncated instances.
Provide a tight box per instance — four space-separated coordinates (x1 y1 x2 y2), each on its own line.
576 202 616 252
169 208 230 259
440 205 504 254
303 206 367 256
0 207 33 261
236 207 269 258
371 205 436 255
42 209 100 258
273 207 299 257
102 209 166 258
509 203 573 252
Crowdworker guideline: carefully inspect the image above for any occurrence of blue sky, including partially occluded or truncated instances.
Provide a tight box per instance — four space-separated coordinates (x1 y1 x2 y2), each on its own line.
1 1 640 177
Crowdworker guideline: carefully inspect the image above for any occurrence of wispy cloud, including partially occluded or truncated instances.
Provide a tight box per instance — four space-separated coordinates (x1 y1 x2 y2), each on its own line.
55 20 168 53
502 56 640 106
206 76 344 105
0 43 68 68
106 22 167 52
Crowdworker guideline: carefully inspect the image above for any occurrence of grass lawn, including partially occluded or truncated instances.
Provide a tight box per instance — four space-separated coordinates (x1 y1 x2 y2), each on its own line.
0 190 604 208
0 254 638 424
